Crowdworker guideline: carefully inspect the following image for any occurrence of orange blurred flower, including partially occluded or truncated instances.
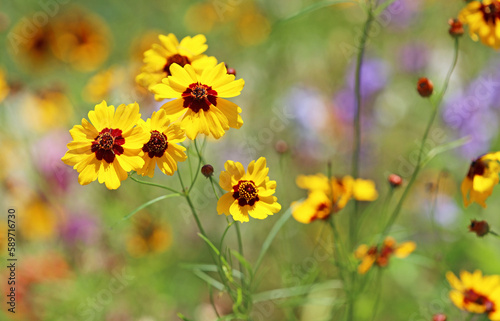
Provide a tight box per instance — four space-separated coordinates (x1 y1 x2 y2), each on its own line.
51 8 111 71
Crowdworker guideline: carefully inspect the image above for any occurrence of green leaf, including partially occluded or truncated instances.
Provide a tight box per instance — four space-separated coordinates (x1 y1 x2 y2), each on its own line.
198 233 221 256
277 0 359 24
180 264 243 279
423 136 471 166
252 280 342 303
177 313 195 321
114 193 182 226
192 269 225 291
254 206 294 274
231 250 254 280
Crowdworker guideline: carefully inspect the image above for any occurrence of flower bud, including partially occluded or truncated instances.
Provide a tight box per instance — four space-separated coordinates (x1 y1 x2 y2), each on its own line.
417 77 433 97
225 63 236 76
469 219 489 237
275 140 288 154
388 174 403 187
201 164 214 178
448 18 464 37
432 314 447 321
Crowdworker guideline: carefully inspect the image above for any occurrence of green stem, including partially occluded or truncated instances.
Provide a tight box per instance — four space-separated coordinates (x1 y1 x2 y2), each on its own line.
129 175 181 194
380 38 460 241
350 0 375 252
347 4 374 321
370 269 383 321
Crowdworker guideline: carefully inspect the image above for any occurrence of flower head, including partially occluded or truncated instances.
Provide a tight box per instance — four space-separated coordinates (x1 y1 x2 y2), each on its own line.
292 174 378 223
355 237 416 274
446 270 500 319
62 101 149 189
459 0 500 49
127 214 172 257
217 157 281 223
154 63 244 140
51 8 110 71
136 109 187 177
461 152 500 208
136 33 217 91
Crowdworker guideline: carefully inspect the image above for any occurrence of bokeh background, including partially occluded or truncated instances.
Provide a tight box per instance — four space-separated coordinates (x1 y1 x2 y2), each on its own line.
1 0 500 320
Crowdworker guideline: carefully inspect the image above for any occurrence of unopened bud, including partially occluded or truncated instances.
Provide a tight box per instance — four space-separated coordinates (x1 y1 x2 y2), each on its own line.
275 140 288 154
469 219 489 237
388 174 403 187
225 63 236 76
201 164 214 178
448 18 464 37
417 77 433 97
433 314 447 321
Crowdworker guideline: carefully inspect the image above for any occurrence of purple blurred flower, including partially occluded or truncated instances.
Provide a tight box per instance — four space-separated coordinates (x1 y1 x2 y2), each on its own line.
61 214 99 245
398 42 429 73
442 62 500 158
384 0 422 30
31 130 75 191
347 58 390 97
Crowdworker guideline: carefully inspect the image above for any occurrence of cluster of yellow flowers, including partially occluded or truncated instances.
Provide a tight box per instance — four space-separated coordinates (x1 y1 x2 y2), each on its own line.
62 33 281 223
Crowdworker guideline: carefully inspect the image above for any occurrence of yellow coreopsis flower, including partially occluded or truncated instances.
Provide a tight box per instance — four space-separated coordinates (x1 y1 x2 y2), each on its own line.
51 8 111 71
62 101 149 190
447 270 500 319
355 237 415 274
136 109 187 177
217 157 281 223
292 174 378 223
136 33 217 91
127 213 172 257
461 152 500 208
459 0 500 49
153 62 244 140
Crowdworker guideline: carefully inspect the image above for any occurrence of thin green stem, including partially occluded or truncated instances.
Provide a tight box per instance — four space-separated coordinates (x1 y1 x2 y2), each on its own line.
380 38 460 242
346 4 374 320
129 175 181 194
370 269 383 321
350 0 375 252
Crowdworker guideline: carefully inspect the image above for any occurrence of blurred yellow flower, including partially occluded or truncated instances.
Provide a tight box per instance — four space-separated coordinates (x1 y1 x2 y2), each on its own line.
217 157 281 223
9 18 55 69
127 214 172 257
447 270 500 319
461 152 500 208
292 174 378 223
83 67 122 103
20 197 58 241
0 68 9 103
154 63 244 140
22 88 73 132
61 101 149 190
136 109 187 177
51 8 110 71
459 0 500 49
355 237 415 274
184 3 219 34
136 33 217 91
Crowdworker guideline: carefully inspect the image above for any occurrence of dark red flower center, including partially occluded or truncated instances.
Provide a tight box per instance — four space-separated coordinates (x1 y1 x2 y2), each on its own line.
232 180 259 206
182 83 218 113
91 128 125 164
310 203 331 222
481 1 500 24
467 158 487 179
376 244 396 267
464 289 495 313
163 54 191 76
142 130 168 158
